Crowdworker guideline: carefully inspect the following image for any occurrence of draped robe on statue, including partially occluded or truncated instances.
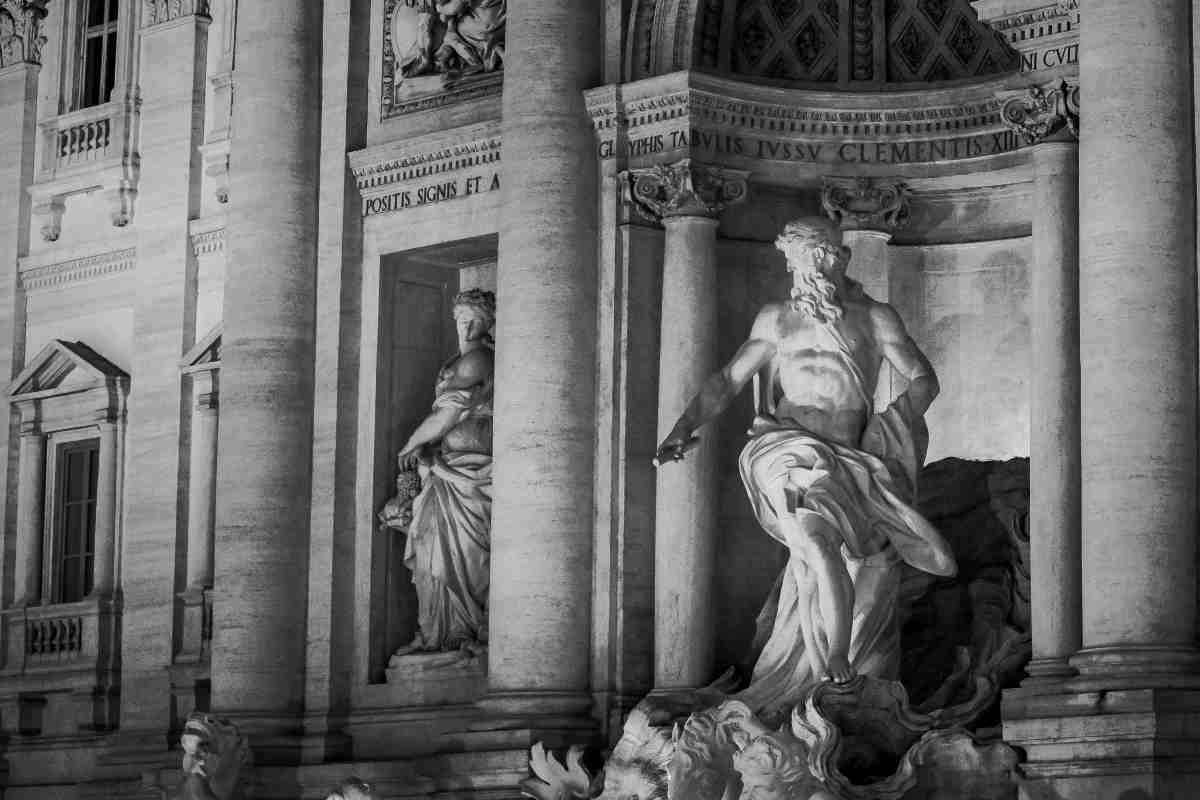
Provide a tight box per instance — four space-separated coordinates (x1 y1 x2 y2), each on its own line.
404 362 494 650
734 328 956 720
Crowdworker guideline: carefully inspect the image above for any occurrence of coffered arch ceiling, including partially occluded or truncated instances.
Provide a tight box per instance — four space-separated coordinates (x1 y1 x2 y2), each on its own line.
626 0 1020 87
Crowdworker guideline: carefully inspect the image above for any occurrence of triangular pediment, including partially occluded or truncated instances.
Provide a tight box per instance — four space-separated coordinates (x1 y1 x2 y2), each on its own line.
181 323 222 371
9 340 129 400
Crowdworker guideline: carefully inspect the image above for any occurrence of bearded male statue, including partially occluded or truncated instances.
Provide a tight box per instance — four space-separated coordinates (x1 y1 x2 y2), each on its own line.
655 218 957 722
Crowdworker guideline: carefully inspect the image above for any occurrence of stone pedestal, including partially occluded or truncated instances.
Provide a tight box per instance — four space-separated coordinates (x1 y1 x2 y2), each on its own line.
211 0 320 748
627 159 747 691
481 0 603 721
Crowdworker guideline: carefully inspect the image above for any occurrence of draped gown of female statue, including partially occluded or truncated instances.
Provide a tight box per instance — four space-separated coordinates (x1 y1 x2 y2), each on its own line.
403 354 494 651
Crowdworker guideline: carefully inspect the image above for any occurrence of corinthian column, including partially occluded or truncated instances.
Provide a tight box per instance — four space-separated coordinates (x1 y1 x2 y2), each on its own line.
1071 0 1199 685
821 177 910 408
483 0 603 718
629 159 748 690
1003 84 1082 684
211 0 320 731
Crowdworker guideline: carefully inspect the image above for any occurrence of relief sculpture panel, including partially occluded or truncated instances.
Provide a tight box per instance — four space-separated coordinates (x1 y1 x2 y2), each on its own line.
384 0 505 116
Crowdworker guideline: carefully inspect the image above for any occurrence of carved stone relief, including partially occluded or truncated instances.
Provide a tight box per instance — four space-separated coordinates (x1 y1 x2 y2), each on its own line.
821 177 911 232
177 712 249 800
1000 79 1079 145
383 0 505 115
143 0 210 27
0 0 48 68
625 159 749 221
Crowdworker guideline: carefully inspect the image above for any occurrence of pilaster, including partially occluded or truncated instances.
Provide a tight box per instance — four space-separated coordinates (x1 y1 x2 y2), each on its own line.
119 3 210 748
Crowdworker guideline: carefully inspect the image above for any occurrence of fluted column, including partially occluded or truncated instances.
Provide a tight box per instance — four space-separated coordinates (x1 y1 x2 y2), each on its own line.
212 0 320 729
822 177 910 407
1071 0 1199 684
186 375 218 591
91 418 119 596
628 160 747 690
13 422 44 606
1003 85 1082 684
482 0 603 718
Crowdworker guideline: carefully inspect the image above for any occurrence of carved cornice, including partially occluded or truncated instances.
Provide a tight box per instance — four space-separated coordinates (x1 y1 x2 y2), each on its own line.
1000 80 1079 145
821 177 911 232
0 0 49 67
349 128 501 194
190 227 225 256
625 159 748 220
19 248 136 292
142 0 210 27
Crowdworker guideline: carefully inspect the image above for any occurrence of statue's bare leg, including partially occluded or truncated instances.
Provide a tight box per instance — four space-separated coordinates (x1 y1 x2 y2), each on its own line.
792 514 856 683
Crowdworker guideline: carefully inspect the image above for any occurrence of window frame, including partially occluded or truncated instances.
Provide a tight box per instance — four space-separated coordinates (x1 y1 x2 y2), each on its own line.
72 0 120 111
42 427 103 606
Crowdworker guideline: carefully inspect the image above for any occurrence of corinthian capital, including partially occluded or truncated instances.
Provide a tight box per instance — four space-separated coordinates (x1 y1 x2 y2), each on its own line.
1001 80 1079 145
625 159 749 221
821 177 911 233
0 0 49 67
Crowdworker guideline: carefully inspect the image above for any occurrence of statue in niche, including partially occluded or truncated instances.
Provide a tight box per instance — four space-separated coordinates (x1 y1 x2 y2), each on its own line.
655 217 956 722
384 288 494 660
391 0 505 88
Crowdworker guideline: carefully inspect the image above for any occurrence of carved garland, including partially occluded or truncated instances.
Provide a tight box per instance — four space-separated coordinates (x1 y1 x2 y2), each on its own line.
0 0 48 67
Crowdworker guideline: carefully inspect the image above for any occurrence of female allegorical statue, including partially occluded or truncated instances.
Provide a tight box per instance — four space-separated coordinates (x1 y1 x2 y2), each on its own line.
384 288 495 657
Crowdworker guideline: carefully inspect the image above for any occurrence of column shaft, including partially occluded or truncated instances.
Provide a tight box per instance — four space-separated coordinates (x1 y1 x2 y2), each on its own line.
212 1 321 720
13 431 44 605
485 0 601 715
1027 141 1081 681
186 399 218 589
654 215 719 690
91 421 119 596
1074 0 1198 677
842 229 894 409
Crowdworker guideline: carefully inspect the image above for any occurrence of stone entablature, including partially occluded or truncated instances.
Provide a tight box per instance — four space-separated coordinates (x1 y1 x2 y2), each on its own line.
586 71 1036 179
18 245 136 293
974 0 1079 74
349 121 501 217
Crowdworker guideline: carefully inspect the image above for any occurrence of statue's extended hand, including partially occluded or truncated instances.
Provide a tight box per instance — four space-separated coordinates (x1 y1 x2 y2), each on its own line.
398 447 423 471
653 431 700 467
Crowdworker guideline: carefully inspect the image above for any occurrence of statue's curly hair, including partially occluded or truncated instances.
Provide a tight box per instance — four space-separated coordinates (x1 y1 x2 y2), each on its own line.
774 217 843 255
453 288 497 327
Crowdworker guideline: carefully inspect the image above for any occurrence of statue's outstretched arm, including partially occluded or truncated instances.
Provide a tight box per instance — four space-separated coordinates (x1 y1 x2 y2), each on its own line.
871 301 939 417
655 305 780 465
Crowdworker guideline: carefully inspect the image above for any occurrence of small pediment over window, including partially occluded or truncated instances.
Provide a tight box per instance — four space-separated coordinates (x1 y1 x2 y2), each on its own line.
181 323 222 372
9 340 128 401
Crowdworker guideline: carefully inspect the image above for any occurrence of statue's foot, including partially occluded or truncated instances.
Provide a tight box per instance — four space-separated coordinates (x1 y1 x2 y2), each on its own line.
392 633 432 657
825 655 856 684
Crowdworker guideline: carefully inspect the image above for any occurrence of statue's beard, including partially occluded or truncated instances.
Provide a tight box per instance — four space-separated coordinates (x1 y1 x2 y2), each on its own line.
788 269 843 324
